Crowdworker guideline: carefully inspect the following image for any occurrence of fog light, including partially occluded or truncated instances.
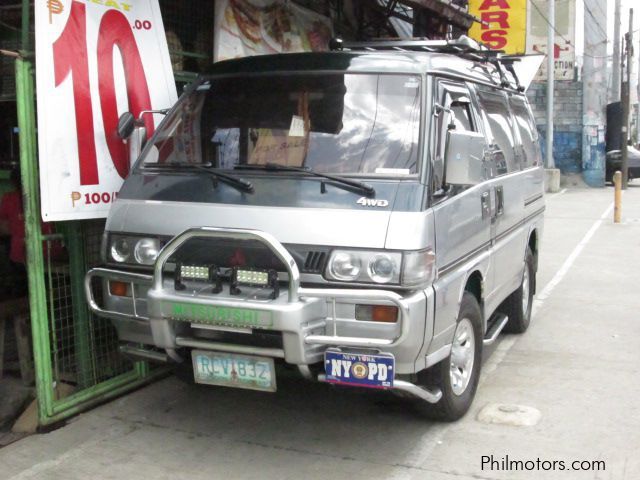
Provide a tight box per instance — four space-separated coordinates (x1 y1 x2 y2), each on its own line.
355 304 398 323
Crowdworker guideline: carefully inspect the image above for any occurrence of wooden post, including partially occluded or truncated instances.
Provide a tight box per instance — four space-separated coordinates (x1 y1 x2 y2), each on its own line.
614 171 622 223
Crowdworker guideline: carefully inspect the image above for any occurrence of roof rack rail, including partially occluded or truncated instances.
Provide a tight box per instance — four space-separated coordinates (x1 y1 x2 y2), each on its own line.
330 36 500 56
330 36 524 92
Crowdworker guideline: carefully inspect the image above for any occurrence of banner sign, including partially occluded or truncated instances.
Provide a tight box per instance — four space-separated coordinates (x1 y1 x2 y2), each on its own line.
527 0 576 81
35 0 177 221
214 0 333 61
468 0 527 55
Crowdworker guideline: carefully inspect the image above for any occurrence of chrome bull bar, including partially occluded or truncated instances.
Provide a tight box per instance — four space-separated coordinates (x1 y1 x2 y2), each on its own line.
86 227 411 348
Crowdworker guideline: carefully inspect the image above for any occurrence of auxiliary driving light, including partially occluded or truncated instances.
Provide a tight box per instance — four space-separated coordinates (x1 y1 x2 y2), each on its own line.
181 265 209 280
174 263 222 293
231 267 279 299
236 269 270 286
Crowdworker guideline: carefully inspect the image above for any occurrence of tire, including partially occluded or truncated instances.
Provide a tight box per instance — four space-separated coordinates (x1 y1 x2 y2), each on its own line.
501 247 535 334
414 292 483 421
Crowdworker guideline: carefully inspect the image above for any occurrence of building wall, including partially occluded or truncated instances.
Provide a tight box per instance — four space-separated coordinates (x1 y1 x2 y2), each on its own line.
527 80 583 173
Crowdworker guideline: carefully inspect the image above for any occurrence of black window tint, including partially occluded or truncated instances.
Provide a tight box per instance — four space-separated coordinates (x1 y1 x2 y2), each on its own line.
476 88 518 175
510 96 540 168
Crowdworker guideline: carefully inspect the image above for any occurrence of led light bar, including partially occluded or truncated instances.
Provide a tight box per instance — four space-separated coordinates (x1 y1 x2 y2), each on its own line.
181 265 209 280
236 269 269 286
230 267 279 299
174 263 222 294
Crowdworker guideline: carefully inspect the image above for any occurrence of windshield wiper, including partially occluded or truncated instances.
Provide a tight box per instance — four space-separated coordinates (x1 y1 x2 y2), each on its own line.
143 164 254 194
235 163 375 197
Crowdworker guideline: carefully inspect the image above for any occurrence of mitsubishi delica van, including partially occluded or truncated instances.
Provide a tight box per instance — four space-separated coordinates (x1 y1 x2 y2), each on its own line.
86 37 544 421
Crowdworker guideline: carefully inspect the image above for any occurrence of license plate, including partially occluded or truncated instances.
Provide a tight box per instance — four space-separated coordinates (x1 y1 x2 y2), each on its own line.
191 350 276 392
324 349 394 388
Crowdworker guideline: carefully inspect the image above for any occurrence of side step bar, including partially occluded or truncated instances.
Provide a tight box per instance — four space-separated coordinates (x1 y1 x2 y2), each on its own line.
119 344 169 363
483 313 509 346
317 374 443 404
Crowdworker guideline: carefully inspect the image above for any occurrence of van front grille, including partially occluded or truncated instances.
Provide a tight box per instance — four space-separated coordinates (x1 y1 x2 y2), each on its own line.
303 251 327 274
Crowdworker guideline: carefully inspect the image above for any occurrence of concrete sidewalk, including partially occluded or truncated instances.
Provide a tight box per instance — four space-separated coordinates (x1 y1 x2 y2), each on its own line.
1 187 639 480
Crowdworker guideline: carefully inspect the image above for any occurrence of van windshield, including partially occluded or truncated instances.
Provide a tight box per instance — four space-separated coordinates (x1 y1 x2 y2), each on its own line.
138 73 421 176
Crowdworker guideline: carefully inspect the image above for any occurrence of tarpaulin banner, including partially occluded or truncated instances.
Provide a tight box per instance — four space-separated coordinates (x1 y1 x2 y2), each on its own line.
35 0 177 221
214 0 332 61
527 0 576 80
468 0 527 55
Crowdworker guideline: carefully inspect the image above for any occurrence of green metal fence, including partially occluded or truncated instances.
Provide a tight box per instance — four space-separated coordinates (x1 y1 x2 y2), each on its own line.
7 0 238 427
15 55 161 427
10 0 219 427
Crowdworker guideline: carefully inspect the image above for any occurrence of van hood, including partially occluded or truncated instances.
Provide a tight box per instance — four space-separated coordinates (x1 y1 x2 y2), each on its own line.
107 199 392 249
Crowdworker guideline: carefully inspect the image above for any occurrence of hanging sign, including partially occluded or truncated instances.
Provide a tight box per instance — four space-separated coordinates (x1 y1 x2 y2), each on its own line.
468 0 527 55
35 0 177 221
527 0 576 80
214 0 332 61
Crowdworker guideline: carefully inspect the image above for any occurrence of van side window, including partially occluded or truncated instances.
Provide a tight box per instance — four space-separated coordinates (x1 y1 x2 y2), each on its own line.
476 87 518 175
510 96 541 168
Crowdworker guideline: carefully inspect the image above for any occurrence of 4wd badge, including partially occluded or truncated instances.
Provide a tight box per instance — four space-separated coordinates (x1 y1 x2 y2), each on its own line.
357 197 389 207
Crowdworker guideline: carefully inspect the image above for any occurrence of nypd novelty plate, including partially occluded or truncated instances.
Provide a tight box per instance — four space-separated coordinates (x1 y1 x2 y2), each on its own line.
324 349 394 388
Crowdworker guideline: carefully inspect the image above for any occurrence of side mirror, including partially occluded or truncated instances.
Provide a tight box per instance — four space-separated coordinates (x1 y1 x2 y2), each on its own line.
117 112 135 139
445 130 486 186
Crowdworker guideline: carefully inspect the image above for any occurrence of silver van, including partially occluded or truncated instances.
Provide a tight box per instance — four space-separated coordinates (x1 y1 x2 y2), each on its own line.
86 37 544 421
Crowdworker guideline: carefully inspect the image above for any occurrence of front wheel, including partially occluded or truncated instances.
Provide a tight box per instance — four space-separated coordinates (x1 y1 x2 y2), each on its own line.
414 292 483 421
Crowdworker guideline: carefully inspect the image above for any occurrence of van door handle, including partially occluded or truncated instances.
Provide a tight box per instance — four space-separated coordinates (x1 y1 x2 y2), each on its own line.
495 186 504 218
481 191 491 220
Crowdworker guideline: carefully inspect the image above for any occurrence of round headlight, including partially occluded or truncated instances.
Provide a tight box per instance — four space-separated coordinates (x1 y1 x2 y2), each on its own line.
368 254 396 283
329 252 362 281
110 238 131 263
134 238 160 265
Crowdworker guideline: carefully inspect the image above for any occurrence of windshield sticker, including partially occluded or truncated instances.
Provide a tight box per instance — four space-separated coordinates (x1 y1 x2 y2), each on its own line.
375 168 411 175
288 115 305 137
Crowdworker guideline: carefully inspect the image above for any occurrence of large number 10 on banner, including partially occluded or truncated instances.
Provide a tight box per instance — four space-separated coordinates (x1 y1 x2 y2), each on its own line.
36 0 177 221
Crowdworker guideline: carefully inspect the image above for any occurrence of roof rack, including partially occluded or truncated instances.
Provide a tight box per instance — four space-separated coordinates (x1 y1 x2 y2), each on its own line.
329 36 524 92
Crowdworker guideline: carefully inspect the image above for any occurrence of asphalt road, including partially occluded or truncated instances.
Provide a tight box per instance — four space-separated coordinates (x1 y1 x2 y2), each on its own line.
1 186 639 480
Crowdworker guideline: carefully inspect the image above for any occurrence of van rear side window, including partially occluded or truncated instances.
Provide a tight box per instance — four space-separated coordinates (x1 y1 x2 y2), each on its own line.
476 87 518 175
510 96 541 169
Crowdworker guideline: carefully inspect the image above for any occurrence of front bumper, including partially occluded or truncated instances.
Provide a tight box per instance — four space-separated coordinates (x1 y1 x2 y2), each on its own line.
85 227 434 375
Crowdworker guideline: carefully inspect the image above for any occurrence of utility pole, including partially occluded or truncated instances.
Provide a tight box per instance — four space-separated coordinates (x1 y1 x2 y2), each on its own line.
612 0 622 102
621 9 633 190
546 0 555 169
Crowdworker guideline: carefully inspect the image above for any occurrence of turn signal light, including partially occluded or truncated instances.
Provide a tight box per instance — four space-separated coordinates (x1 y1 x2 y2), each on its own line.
109 281 131 297
355 304 398 323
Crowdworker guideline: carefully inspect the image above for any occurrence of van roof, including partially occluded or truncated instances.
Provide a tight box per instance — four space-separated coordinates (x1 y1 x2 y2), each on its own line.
204 51 521 93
